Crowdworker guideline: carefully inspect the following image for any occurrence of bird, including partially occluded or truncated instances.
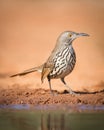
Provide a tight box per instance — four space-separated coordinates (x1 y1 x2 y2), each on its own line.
10 31 89 95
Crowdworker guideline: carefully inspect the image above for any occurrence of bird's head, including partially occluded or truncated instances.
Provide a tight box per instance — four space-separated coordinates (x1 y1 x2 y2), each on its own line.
57 31 89 46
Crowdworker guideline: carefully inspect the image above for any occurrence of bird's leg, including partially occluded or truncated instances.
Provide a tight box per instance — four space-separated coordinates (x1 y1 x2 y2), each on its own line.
47 77 54 95
61 78 77 95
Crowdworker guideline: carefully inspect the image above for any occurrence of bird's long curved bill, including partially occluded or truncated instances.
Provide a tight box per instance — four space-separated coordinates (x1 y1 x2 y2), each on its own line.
77 33 90 37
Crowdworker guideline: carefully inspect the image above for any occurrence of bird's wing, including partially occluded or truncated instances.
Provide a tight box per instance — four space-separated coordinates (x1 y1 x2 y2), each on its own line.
41 62 54 83
10 65 43 77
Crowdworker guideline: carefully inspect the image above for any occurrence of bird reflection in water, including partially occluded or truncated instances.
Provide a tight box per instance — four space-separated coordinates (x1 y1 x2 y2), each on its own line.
40 113 71 130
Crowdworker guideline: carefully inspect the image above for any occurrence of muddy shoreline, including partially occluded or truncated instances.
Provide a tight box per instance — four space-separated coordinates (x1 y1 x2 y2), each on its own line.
0 87 104 106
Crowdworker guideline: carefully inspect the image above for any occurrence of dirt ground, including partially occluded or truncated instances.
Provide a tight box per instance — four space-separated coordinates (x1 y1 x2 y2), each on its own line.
0 85 104 105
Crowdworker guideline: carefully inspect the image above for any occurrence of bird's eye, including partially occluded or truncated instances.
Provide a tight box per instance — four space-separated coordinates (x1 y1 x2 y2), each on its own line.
68 34 72 37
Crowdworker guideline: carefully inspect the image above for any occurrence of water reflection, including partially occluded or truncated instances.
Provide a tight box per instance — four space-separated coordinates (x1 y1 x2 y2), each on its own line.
41 113 69 130
0 109 104 130
0 110 70 130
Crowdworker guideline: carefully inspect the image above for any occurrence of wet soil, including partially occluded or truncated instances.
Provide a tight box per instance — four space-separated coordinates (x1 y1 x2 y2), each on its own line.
0 85 104 105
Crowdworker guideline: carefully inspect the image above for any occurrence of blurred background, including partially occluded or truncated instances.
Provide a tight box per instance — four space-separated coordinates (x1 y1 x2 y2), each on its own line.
0 0 104 92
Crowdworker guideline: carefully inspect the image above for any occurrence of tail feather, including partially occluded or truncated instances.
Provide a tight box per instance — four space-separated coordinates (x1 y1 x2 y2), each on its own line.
10 65 43 77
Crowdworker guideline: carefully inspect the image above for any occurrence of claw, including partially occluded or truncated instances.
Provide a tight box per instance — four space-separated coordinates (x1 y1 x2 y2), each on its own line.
69 90 80 96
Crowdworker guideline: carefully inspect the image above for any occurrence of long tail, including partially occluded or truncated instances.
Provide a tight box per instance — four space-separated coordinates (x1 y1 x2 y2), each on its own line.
10 65 43 77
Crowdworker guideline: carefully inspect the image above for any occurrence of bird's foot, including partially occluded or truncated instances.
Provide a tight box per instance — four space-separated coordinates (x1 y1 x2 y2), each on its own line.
50 90 58 96
69 90 80 96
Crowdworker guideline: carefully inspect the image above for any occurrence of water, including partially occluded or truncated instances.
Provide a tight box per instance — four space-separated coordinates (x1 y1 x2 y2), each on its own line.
0 105 104 130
